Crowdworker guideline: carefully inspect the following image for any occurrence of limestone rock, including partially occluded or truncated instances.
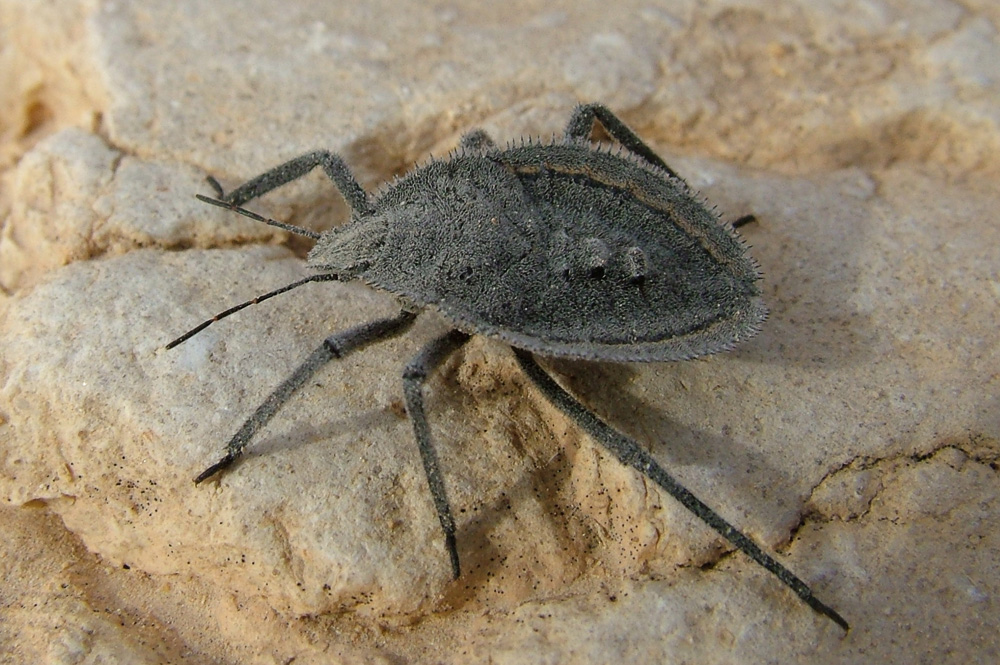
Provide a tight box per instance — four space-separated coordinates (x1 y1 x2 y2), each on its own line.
1 1 997 663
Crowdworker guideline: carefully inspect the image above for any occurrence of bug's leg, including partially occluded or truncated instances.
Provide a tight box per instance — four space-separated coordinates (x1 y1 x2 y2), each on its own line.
512 349 850 632
402 329 472 579
210 150 373 215
458 129 498 153
564 103 683 181
195 310 417 483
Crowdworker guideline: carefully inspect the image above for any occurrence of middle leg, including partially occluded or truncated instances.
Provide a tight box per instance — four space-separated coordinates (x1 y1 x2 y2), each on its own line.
458 129 498 154
402 329 473 579
564 103 683 181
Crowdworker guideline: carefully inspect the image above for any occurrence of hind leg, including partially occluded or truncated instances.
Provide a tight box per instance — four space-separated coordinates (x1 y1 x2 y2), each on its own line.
513 349 849 631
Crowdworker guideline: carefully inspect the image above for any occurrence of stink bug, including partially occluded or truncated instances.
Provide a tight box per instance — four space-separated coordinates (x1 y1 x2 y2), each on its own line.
169 103 847 630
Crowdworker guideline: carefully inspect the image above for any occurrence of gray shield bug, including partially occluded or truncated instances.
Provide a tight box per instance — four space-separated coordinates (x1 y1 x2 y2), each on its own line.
168 103 847 631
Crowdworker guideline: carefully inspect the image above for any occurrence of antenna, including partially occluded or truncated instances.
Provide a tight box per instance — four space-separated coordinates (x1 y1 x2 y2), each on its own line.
195 194 322 240
166 273 339 349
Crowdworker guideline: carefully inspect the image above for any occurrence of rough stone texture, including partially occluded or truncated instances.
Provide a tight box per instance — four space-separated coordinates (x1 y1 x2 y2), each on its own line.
1 1 997 663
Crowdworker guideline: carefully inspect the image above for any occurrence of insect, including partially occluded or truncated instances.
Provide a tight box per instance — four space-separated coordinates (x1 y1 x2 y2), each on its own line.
168 103 848 631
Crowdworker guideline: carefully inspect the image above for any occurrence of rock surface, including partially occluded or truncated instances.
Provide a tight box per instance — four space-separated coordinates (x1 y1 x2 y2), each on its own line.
1 1 997 663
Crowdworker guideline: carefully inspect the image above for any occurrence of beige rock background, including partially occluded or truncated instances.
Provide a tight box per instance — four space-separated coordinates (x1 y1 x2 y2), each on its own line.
1 1 998 663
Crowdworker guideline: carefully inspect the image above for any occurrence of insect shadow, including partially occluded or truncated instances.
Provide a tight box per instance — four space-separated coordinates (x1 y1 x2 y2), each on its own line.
168 103 848 631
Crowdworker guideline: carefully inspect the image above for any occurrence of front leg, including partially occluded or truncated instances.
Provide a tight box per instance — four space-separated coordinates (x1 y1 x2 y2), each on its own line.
194 310 417 483
209 150 374 216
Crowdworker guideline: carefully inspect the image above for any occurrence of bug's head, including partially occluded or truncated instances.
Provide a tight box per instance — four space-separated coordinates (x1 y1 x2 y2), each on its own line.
306 216 387 279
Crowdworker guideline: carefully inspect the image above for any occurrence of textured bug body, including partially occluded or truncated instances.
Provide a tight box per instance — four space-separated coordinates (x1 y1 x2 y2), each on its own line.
172 104 847 631
310 141 766 362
